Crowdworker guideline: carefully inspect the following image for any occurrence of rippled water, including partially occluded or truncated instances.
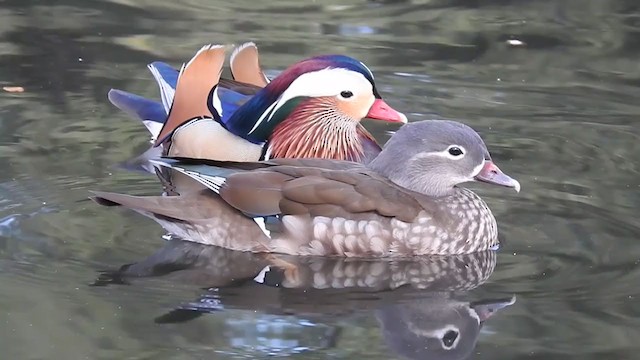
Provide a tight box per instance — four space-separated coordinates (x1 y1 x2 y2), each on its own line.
1 0 640 359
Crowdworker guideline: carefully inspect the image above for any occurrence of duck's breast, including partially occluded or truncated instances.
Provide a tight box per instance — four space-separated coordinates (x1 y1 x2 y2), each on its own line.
269 196 498 257
168 119 263 161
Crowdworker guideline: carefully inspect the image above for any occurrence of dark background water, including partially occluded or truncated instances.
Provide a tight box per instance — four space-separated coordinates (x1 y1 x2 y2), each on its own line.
1 0 640 359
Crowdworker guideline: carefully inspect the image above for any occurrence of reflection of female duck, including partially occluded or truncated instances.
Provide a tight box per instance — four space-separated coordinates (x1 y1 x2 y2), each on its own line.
377 296 514 360
95 241 514 359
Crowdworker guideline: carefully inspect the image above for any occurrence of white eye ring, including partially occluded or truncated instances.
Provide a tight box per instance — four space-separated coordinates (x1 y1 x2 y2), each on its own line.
444 145 466 160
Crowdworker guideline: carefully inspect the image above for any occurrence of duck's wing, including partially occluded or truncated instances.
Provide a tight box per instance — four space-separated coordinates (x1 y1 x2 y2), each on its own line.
150 157 423 222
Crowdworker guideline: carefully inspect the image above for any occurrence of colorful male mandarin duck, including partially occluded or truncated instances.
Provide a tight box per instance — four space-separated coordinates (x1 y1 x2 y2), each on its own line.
108 42 407 165
92 120 520 257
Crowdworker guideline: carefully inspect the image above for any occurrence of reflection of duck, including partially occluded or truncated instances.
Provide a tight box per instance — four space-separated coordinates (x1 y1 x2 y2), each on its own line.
94 240 496 291
377 296 514 360
94 241 514 359
93 239 271 287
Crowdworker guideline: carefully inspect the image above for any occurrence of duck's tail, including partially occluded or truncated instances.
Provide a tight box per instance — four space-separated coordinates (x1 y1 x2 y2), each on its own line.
107 89 167 141
107 42 269 142
90 190 271 252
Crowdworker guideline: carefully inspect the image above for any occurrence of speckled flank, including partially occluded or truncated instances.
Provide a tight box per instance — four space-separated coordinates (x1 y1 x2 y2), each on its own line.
149 208 270 253
436 188 499 254
276 188 499 257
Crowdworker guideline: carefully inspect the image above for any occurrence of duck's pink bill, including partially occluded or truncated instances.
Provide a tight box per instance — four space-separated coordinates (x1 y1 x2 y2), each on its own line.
474 160 521 192
366 99 408 124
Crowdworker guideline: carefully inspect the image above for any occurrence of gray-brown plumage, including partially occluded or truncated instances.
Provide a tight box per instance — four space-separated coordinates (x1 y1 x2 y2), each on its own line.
92 190 271 253
93 120 520 257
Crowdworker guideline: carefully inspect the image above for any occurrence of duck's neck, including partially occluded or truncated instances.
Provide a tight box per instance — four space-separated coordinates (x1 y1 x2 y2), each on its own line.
223 80 292 144
265 99 376 162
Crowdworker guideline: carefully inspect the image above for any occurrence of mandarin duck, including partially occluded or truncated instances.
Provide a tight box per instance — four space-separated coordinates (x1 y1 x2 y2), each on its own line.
107 42 406 165
92 120 520 257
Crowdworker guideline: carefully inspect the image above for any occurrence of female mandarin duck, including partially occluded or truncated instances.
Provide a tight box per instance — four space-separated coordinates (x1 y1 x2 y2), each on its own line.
92 120 520 257
107 43 407 164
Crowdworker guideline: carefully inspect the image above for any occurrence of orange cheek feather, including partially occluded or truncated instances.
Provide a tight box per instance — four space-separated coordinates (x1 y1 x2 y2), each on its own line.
336 95 371 120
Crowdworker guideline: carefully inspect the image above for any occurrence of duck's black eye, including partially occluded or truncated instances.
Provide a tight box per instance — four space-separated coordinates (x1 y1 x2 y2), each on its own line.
442 330 459 348
340 90 353 98
448 146 463 156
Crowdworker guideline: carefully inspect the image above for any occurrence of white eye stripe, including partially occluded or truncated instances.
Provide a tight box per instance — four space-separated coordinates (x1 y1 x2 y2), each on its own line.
441 145 466 160
249 68 373 135
445 145 465 157
438 150 464 160
283 67 369 98
416 145 467 160
417 145 467 160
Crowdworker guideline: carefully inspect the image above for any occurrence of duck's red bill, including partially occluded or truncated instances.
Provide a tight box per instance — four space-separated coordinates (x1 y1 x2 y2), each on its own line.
474 160 521 192
366 99 408 124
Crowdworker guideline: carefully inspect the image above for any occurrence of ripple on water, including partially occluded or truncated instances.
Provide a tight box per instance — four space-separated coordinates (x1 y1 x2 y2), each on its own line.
1 0 640 358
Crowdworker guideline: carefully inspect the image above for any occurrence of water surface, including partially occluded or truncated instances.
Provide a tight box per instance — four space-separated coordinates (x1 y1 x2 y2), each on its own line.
1 0 640 359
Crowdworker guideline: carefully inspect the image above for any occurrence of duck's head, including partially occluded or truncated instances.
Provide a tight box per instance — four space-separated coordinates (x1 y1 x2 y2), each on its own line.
226 54 407 161
368 120 521 197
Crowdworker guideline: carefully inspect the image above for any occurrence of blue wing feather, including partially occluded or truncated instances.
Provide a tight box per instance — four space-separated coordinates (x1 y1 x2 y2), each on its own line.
109 61 256 139
108 89 167 123
147 61 179 113
148 61 179 87
216 87 252 126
